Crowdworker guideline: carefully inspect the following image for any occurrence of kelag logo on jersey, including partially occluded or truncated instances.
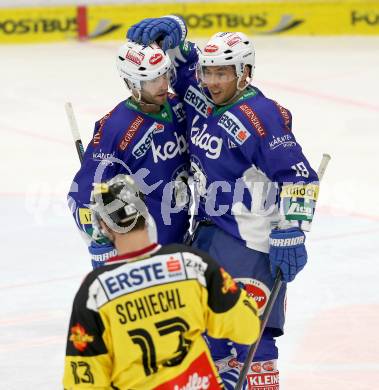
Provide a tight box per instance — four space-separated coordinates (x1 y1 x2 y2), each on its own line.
191 115 222 159
218 111 250 145
99 255 187 299
151 132 187 163
132 122 162 159
184 85 213 118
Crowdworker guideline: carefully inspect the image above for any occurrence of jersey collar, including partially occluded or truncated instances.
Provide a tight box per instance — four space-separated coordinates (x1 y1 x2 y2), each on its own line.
106 243 161 264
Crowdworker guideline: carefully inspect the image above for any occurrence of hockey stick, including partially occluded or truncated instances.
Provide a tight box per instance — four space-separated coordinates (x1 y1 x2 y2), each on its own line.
65 102 84 163
235 153 331 390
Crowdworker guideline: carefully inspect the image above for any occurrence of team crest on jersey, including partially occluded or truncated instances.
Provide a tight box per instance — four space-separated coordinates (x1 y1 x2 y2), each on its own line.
220 268 238 294
69 323 94 352
218 111 251 146
172 102 186 123
184 85 213 118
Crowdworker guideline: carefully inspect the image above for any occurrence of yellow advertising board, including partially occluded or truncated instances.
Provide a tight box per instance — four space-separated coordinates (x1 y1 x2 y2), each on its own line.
0 1 378 43
86 1 379 40
0 6 77 43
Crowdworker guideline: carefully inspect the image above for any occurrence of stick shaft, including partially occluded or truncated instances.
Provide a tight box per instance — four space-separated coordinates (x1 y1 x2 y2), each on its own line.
65 102 84 163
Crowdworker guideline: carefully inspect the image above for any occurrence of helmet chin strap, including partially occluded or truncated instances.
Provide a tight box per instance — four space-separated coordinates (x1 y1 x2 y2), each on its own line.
216 76 250 107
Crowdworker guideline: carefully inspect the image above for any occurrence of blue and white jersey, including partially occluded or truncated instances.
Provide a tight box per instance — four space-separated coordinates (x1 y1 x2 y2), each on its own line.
68 95 190 245
169 42 319 253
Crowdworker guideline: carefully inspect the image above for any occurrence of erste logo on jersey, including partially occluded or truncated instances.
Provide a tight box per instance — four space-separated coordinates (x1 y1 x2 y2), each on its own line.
99 255 187 299
184 85 213 118
125 49 145 65
132 122 163 159
218 111 251 146
191 115 222 159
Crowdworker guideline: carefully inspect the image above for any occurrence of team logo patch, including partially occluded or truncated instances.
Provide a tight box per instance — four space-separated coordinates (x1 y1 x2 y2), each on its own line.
125 49 145 65
149 53 163 65
204 44 218 53
119 115 144 151
235 278 270 315
220 268 238 294
69 323 94 352
239 104 266 137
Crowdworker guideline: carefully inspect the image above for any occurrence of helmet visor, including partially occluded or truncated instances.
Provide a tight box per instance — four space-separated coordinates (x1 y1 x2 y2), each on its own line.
197 64 237 85
141 67 176 94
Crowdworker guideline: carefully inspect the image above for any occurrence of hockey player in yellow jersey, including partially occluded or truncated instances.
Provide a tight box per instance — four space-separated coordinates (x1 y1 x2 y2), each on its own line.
63 174 260 389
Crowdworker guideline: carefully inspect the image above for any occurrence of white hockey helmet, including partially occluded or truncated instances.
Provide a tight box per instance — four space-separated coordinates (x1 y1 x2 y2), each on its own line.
198 32 255 79
117 40 173 91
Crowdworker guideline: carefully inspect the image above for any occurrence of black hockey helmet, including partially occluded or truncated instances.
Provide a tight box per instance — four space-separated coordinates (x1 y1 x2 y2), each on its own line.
90 174 146 240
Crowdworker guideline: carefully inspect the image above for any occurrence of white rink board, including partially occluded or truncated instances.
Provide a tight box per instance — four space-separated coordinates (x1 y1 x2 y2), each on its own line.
0 37 378 389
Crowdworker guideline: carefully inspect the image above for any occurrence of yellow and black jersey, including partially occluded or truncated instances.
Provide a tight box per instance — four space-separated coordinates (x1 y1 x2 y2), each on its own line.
63 243 260 389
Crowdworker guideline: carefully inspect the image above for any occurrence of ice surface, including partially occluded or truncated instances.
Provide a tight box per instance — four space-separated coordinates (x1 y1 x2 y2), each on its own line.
0 37 378 389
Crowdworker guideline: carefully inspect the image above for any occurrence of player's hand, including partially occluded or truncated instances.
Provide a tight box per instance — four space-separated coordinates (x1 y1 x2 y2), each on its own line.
127 15 187 51
88 241 117 269
269 228 307 282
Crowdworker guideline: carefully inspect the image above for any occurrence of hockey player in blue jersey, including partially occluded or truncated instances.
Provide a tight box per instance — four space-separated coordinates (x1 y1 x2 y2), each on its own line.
68 40 190 269
128 17 319 389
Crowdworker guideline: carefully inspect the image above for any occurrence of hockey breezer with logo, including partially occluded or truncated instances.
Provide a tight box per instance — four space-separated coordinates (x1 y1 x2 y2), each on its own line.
67 40 190 269
62 174 260 389
128 18 320 389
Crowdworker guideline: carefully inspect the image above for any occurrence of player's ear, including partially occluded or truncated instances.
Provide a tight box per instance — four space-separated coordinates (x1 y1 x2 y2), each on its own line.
238 66 250 89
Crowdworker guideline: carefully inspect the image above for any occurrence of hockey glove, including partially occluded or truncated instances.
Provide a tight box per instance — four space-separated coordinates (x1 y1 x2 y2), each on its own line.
269 228 307 282
88 241 117 269
127 15 187 51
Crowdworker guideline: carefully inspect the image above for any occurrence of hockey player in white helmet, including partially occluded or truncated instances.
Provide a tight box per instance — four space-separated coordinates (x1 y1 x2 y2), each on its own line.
68 39 190 270
128 18 319 389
